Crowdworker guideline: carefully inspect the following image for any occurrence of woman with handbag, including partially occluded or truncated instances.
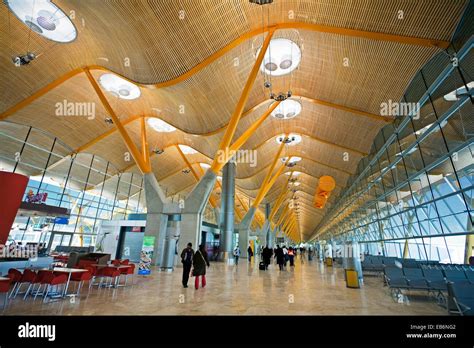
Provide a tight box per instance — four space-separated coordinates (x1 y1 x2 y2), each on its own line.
192 244 210 289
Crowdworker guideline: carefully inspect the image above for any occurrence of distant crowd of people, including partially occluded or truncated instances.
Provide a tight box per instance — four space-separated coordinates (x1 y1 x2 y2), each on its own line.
180 242 315 289
260 245 314 271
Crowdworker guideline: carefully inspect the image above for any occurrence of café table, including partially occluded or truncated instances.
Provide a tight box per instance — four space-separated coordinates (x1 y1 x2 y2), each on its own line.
52 267 88 297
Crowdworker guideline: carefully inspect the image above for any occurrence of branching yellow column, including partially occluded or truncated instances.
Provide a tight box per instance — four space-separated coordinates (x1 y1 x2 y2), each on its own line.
140 117 152 173
84 68 151 174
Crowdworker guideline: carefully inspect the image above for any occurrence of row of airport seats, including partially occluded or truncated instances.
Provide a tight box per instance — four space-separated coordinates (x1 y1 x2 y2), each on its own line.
361 255 439 273
383 266 474 315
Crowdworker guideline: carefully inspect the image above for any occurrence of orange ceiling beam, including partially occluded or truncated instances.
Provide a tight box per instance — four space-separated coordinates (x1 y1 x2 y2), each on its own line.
0 19 445 122
210 28 275 174
84 68 151 174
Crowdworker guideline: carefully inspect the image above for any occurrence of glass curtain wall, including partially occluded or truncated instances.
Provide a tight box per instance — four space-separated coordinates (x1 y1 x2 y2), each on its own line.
0 121 145 250
315 16 473 264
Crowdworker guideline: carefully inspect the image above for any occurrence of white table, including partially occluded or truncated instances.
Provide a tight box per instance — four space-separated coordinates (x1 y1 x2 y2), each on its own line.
52 267 88 297
91 264 132 269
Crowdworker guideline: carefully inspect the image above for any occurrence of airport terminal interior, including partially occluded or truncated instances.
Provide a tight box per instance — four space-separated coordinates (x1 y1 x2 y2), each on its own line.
0 0 473 317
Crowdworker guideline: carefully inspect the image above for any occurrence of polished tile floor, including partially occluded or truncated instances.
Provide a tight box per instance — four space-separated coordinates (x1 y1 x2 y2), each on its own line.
2 257 446 315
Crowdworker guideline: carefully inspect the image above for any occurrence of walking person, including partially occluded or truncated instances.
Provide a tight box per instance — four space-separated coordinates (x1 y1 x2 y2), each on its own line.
247 244 254 263
288 247 295 267
180 242 194 288
282 245 289 268
192 244 210 289
262 245 273 270
274 245 285 271
233 245 240 265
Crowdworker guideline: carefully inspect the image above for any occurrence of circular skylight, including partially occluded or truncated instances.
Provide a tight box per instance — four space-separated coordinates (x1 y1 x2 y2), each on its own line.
257 38 302 77
271 99 302 119
276 133 302 146
200 163 211 169
99 74 141 100
281 156 302 164
147 118 176 133
7 0 77 43
178 144 197 155
286 171 301 176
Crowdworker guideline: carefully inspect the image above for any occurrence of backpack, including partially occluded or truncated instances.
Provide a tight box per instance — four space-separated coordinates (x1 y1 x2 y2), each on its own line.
184 249 193 263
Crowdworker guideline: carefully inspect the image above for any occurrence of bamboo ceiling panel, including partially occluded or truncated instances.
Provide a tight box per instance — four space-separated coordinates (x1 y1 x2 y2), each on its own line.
0 0 468 241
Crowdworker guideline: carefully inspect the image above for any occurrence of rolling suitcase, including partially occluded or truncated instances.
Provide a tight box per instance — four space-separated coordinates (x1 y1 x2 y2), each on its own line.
259 262 266 270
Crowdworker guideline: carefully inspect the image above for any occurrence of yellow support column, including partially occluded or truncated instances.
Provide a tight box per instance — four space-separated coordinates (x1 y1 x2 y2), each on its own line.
84 68 151 174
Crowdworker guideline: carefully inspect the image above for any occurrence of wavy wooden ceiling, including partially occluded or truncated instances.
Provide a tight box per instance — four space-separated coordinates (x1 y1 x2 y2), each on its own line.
0 0 468 241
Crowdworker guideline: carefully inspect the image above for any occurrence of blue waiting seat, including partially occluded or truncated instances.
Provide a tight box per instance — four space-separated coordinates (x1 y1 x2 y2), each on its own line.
422 269 447 292
465 270 474 284
447 282 474 316
384 267 409 289
403 268 429 290
443 269 469 284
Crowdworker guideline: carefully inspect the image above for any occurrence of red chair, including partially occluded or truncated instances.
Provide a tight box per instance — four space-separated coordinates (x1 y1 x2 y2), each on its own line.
120 259 130 265
100 267 121 288
43 274 68 303
23 270 50 300
119 264 135 286
33 272 55 301
87 265 105 287
0 278 12 310
111 259 121 266
7 269 22 298
12 269 36 299
70 270 93 295
77 259 96 268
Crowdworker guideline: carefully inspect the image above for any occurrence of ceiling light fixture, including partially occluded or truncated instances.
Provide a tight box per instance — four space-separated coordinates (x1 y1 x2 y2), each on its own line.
271 99 301 119
286 171 301 176
200 163 211 169
276 133 302 146
178 144 198 155
148 118 176 133
249 0 273 5
256 38 301 77
281 156 302 164
6 0 77 43
99 74 141 100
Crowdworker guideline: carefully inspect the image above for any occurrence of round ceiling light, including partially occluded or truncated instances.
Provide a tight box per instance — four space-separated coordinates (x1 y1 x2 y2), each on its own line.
281 156 302 164
257 38 302 77
147 118 176 133
178 144 197 155
6 0 77 43
286 171 301 176
275 133 302 146
271 99 302 119
99 74 141 100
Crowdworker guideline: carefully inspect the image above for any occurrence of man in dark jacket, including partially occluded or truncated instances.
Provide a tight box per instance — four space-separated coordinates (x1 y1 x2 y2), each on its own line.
262 246 273 270
180 242 194 288
274 245 285 271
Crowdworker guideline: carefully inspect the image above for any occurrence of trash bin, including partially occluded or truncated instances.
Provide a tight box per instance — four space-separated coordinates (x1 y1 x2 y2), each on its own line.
345 269 360 288
325 257 333 267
